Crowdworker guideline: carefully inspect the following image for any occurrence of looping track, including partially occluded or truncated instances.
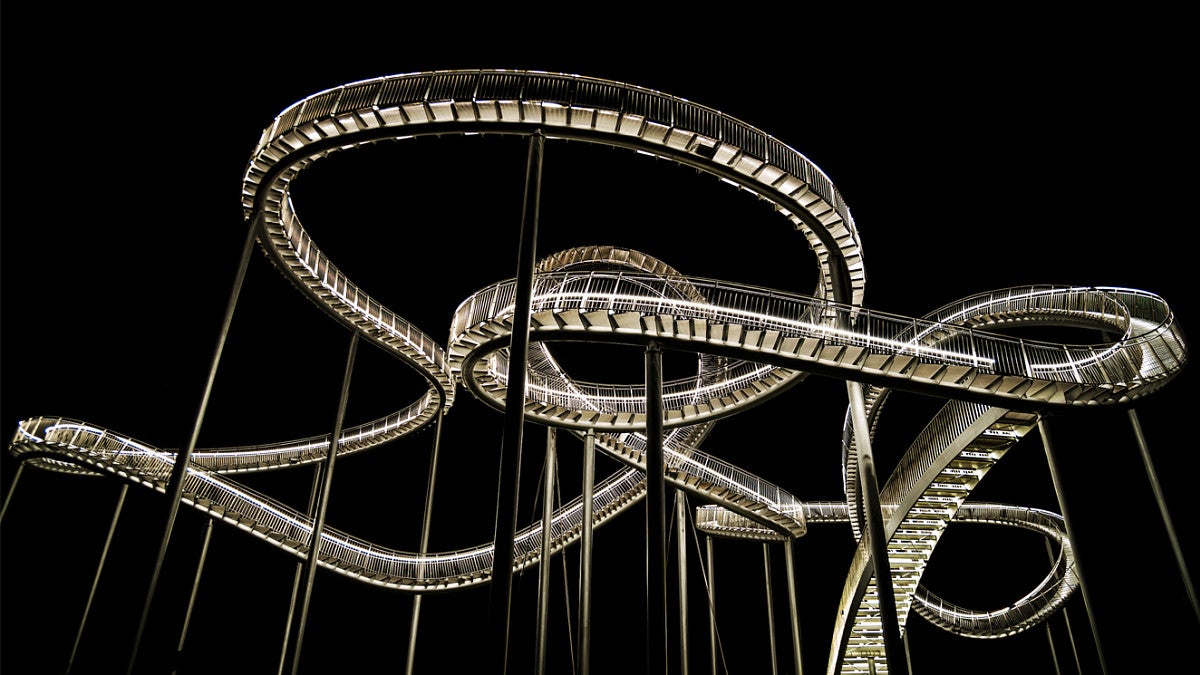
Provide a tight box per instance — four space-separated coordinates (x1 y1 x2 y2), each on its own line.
7 70 1189 674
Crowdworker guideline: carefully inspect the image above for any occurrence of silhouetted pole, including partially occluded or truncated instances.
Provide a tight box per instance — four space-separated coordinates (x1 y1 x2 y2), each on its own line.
0 463 23 522
172 518 213 674
763 544 778 675
646 341 667 675
66 484 128 674
1039 420 1108 675
902 625 913 675
706 536 717 675
846 380 907 675
783 540 804 675
535 427 557 675
278 463 323 675
677 491 691 675
283 331 359 675
1043 539 1064 675
1126 408 1200 623
488 130 544 675
127 213 259 675
405 409 445 675
578 428 596 675
1044 537 1083 675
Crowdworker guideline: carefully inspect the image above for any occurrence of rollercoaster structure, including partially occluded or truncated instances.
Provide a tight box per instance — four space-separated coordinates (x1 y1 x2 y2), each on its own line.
3 70 1191 674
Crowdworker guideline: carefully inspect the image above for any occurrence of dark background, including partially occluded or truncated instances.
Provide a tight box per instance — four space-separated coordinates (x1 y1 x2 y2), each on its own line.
2 11 1196 675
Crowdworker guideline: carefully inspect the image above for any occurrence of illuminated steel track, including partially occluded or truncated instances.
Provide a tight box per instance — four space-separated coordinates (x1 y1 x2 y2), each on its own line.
6 70 1189 674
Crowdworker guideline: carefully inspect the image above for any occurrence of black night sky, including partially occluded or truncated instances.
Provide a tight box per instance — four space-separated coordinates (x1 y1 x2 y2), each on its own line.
2 11 1196 675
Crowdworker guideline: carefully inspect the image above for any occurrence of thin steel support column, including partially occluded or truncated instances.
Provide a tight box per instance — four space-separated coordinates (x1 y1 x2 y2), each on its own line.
677 491 690 675
578 429 596 675
1127 408 1200 622
645 342 668 675
172 518 213 674
127 214 259 675
1044 538 1077 675
763 544 778 675
278 463 323 675
405 409 445 675
706 536 717 675
783 540 803 675
846 381 906 675
535 427 557 675
903 625 913 675
66 484 128 674
0 462 23 522
1038 420 1108 675
284 332 359 675
1046 620 1062 675
488 130 544 675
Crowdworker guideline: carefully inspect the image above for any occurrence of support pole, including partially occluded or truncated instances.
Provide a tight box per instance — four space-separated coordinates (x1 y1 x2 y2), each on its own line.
66 484 128 674
278 463 323 675
706 536 717 675
763 544 778 675
283 332 359 675
405 409 445 675
1044 538 1079 675
1039 420 1108 675
846 381 906 675
0 462 23 522
535 427 557 675
127 214 259 675
645 341 667 675
578 429 596 675
784 540 803 675
488 130 544 675
172 518 213 674
1127 408 1200 623
677 491 690 675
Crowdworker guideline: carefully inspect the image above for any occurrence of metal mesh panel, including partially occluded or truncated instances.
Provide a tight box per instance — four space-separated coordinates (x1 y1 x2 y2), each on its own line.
376 75 431 108
624 89 672 123
296 90 338 127
427 71 479 101
274 107 299 137
674 103 721 138
521 73 575 103
571 79 625 110
474 72 524 99
336 81 381 113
